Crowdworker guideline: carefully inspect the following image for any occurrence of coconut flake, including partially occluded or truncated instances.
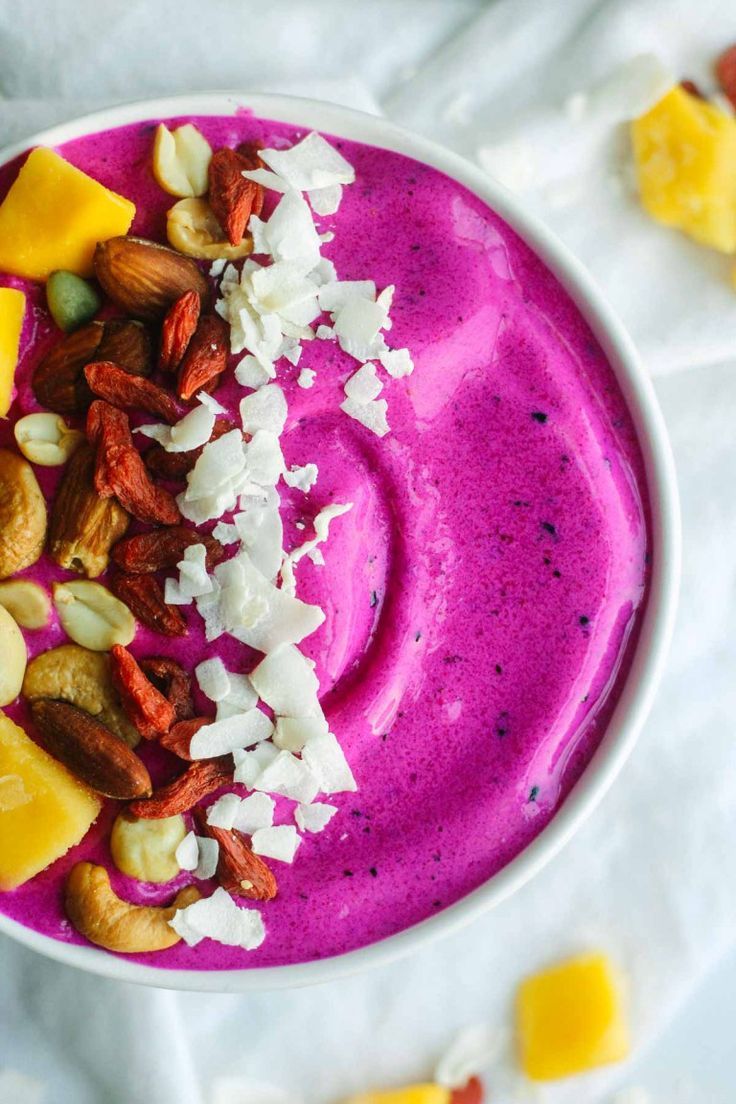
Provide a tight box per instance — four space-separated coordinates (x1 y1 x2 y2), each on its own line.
344 363 383 403
234 503 284 581
251 825 301 863
189 710 274 759
206 793 242 831
254 749 320 804
232 792 275 834
295 801 338 834
250 645 320 716
332 296 388 361
194 836 220 879
260 132 355 192
340 396 390 437
245 430 285 487
170 887 265 951
280 502 353 592
315 324 335 341
297 368 316 389
175 831 199 871
233 742 279 787
196 657 231 702
308 184 343 216
302 731 356 794
137 402 215 454
274 714 329 753
380 347 414 379
283 463 318 492
241 385 289 438
235 355 274 389
212 521 240 545
317 281 376 313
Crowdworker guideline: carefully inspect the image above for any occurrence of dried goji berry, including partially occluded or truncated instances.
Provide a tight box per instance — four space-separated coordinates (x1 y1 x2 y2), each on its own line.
176 315 229 402
111 525 225 574
716 44 736 108
236 142 265 217
110 644 177 740
208 147 264 246
111 573 187 637
128 757 232 818
84 360 180 423
159 716 211 759
144 418 235 480
87 400 180 526
159 289 201 373
193 807 277 901
139 657 195 722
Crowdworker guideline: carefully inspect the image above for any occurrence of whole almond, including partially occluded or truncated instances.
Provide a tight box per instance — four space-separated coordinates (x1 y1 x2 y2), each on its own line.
49 444 130 578
94 236 209 320
31 699 152 799
32 321 104 414
96 319 153 377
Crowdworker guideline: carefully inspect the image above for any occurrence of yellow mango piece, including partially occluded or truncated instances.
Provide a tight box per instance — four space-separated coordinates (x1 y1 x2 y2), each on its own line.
346 1086 450 1104
0 709 101 890
0 288 25 416
631 85 736 252
0 147 135 281
516 952 630 1081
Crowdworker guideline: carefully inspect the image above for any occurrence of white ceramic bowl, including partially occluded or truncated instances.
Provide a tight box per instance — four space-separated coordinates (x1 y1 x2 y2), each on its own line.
0 92 681 991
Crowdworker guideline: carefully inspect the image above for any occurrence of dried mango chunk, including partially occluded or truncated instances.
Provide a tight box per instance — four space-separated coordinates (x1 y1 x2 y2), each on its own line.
346 1086 450 1104
516 952 630 1081
0 288 25 416
631 85 736 252
0 710 101 890
0 148 135 281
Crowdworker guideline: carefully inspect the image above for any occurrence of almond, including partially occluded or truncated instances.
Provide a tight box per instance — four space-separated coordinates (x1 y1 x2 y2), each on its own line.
0 448 47 579
94 236 209 320
49 444 130 578
31 699 152 799
32 321 103 415
96 319 153 377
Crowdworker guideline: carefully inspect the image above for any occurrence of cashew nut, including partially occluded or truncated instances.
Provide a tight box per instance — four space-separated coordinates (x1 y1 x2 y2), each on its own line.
0 579 51 629
0 604 26 707
53 580 135 652
23 643 139 747
64 861 201 953
167 198 254 260
110 811 186 883
0 448 47 579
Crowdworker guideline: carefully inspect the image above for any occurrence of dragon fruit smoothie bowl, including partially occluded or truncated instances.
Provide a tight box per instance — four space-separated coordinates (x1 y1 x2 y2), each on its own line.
0 94 679 991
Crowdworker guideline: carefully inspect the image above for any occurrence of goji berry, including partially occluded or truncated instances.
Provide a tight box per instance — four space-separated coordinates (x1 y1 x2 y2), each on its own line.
139 657 195 722
159 716 211 759
84 360 180 422
193 807 277 900
176 315 229 402
159 289 201 373
111 573 187 637
208 147 265 246
111 525 224 573
110 644 177 740
128 757 232 818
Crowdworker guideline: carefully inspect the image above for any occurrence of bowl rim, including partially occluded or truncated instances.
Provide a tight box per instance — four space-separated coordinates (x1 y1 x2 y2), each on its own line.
0 90 681 991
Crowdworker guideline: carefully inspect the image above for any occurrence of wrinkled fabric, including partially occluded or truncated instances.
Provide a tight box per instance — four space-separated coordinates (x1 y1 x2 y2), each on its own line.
0 2 734 1102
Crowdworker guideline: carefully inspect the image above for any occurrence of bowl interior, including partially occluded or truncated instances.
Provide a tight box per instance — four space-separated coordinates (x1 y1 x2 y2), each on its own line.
0 92 680 991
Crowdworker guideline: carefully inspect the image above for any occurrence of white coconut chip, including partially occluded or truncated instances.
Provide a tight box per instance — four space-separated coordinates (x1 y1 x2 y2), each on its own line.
209 258 227 278
245 430 285 487
340 395 390 438
284 463 318 492
380 347 414 379
232 792 275 834
344 363 383 403
308 184 343 216
212 521 240 545
241 385 289 438
175 830 199 871
194 836 219 880
332 296 389 361
241 166 289 193
170 887 265 951
317 280 376 313
235 355 274 389
251 825 301 863
189 710 274 759
137 402 215 454
222 672 259 712
259 131 355 192
165 544 214 605
302 731 356 794
315 324 335 341
297 368 316 388
250 645 320 716
255 190 322 267
195 657 231 702
280 502 353 593
254 750 320 804
295 801 337 834
233 742 279 787
206 793 242 831
274 714 329 753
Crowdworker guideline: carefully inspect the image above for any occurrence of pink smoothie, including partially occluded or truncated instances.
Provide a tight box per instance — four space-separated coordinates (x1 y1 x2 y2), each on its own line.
0 115 649 970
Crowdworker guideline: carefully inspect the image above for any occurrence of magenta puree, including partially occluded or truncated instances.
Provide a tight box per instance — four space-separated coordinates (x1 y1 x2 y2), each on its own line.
0 115 650 970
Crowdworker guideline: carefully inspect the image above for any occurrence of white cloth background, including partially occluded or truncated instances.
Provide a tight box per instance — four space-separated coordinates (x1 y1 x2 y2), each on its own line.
1 2 735 1101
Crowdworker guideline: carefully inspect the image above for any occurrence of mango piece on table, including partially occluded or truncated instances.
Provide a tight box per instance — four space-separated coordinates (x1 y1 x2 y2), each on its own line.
0 710 101 890
346 1086 450 1104
516 952 630 1081
0 147 135 281
0 288 25 416
631 85 736 252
